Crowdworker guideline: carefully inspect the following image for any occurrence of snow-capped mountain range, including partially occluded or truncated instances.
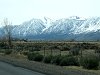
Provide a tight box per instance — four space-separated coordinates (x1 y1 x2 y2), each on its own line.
0 16 100 41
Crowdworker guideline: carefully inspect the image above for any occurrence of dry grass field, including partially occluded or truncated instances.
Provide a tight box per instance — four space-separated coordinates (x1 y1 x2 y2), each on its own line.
0 41 100 75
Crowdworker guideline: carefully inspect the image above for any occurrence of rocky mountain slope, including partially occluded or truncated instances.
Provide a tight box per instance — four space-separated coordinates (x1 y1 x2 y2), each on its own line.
1 16 100 41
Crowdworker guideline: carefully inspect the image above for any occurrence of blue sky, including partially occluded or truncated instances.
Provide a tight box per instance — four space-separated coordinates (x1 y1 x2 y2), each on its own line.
0 0 100 24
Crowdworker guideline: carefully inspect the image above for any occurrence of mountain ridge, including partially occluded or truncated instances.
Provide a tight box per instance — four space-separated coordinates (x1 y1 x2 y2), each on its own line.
0 16 100 41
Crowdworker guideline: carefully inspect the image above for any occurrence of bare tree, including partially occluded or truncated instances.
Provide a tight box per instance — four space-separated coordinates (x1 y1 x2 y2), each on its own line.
3 18 12 47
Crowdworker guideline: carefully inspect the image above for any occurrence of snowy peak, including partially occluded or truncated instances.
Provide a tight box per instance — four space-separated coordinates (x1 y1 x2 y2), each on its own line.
74 17 100 34
41 17 53 32
43 17 86 34
43 17 51 24
1 16 100 40
68 16 86 20
12 16 100 35
42 17 53 27
69 16 80 19
12 18 45 37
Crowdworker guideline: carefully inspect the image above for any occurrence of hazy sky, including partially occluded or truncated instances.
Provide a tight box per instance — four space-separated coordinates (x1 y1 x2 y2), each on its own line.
0 0 100 25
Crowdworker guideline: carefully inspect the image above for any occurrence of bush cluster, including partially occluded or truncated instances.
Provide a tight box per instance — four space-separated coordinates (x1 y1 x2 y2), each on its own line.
80 55 99 69
60 55 79 66
51 55 63 65
22 51 29 56
0 42 10 49
4 49 12 55
27 52 100 70
43 55 53 63
27 52 43 62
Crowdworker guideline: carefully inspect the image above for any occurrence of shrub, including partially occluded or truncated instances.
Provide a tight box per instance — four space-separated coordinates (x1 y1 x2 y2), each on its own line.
33 48 40 51
70 46 80 56
27 52 34 60
1 43 13 49
43 55 53 63
60 55 79 66
61 45 70 51
0 42 7 48
51 55 63 65
27 52 43 62
95 48 100 53
22 51 29 56
33 54 43 62
0 50 5 53
4 49 12 55
80 55 99 69
33 45 41 51
70 49 80 56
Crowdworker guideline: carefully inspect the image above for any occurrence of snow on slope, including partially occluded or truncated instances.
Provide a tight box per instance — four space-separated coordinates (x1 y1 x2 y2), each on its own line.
74 17 100 34
43 16 85 34
43 16 100 35
2 16 100 40
12 17 54 37
12 18 45 36
42 17 54 32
